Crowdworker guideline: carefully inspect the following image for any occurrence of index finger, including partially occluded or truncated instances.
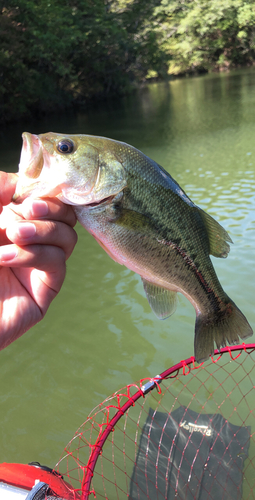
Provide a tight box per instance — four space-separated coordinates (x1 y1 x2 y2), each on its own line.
0 172 18 210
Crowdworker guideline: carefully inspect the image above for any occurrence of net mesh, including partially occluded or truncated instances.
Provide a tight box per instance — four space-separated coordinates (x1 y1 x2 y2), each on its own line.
55 345 255 500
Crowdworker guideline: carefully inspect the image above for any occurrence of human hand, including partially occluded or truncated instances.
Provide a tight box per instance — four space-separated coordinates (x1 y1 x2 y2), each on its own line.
0 171 77 351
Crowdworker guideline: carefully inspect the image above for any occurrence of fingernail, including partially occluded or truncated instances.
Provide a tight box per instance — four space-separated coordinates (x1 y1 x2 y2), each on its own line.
0 245 18 261
30 199 48 217
16 222 36 238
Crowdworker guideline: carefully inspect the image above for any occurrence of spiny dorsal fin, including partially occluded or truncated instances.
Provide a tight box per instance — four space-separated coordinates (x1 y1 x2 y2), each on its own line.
198 208 233 258
141 278 177 319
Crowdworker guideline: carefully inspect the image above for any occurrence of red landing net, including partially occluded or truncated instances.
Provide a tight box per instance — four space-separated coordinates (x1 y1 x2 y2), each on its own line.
55 344 255 500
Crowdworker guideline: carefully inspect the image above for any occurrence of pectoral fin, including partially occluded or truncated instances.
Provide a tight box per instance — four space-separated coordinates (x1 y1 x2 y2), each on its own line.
141 278 177 319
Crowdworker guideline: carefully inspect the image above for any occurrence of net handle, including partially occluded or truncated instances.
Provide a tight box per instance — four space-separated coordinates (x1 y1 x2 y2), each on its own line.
81 343 255 499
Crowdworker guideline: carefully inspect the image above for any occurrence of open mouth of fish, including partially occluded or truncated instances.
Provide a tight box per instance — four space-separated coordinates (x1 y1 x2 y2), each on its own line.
13 133 52 203
18 133 44 180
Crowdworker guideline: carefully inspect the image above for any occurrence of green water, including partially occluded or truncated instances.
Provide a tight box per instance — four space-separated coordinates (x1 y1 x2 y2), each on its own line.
0 68 254 473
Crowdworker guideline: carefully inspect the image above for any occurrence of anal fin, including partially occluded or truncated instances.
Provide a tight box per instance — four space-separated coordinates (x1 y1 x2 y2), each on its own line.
141 278 177 320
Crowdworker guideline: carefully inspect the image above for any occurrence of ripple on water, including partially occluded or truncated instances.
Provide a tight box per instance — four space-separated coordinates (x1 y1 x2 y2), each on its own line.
0 68 254 468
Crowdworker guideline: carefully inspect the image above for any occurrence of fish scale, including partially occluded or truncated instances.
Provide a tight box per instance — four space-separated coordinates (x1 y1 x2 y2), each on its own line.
13 132 253 362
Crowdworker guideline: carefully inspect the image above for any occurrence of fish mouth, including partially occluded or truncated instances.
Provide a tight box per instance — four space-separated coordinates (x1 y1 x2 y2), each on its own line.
12 182 45 204
19 133 43 179
85 195 116 208
12 133 44 203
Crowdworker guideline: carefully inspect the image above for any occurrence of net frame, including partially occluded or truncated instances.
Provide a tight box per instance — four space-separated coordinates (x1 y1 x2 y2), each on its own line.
56 343 255 500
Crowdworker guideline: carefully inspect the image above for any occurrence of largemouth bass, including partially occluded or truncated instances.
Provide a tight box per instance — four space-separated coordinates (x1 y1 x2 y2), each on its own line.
13 132 253 362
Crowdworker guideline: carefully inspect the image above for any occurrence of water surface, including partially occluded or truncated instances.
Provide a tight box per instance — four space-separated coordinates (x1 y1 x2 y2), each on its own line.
0 69 254 471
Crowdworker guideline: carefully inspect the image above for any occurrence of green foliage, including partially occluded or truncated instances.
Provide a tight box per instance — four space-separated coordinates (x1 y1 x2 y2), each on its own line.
0 0 167 122
154 0 255 74
1 0 255 122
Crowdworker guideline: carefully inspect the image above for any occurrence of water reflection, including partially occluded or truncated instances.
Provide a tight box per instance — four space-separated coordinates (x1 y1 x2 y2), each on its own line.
0 68 254 468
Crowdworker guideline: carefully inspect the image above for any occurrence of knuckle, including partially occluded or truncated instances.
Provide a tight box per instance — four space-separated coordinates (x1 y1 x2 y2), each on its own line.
32 244 66 268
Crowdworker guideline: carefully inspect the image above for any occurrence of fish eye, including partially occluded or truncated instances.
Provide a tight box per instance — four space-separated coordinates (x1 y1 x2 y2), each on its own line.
57 139 75 154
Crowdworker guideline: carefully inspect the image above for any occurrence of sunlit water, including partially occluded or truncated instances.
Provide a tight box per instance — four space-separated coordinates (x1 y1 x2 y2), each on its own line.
0 69 254 474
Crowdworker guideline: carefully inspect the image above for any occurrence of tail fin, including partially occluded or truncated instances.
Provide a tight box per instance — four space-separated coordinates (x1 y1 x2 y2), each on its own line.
194 298 253 363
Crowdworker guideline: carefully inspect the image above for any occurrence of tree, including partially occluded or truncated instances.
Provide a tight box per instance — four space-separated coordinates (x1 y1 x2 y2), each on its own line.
0 0 167 122
154 0 255 74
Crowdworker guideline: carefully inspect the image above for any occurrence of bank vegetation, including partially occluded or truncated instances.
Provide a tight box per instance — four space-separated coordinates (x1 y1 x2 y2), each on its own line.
1 0 255 123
